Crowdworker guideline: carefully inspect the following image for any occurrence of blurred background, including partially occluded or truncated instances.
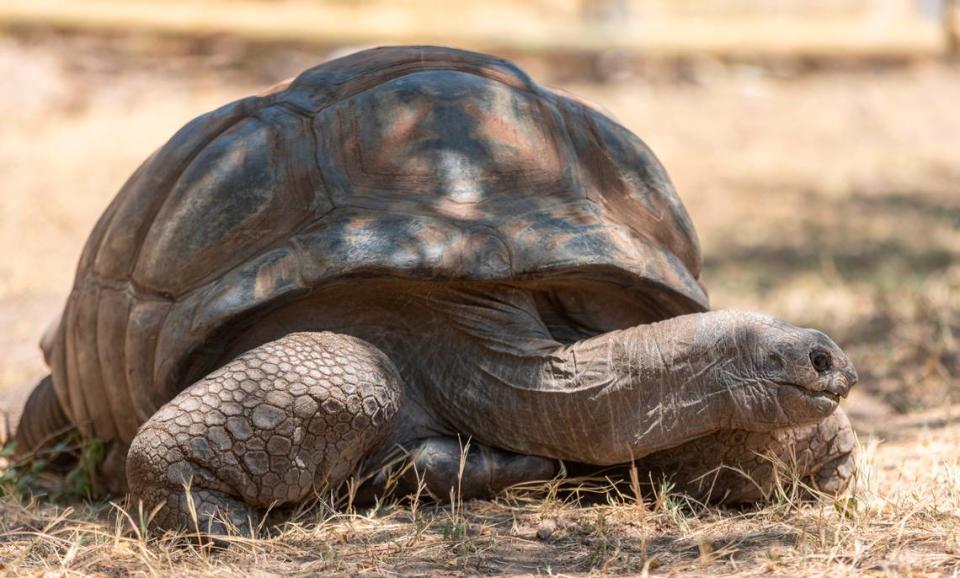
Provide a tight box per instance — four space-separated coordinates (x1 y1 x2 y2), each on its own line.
0 0 958 425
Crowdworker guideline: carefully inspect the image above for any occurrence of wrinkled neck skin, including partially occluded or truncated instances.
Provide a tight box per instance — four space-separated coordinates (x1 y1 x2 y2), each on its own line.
445 307 773 465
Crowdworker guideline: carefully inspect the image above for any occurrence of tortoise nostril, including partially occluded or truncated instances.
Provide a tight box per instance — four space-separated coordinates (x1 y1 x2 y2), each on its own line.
825 374 853 398
826 363 858 398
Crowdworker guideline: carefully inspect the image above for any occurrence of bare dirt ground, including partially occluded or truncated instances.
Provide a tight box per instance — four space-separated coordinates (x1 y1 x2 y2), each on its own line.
0 34 958 576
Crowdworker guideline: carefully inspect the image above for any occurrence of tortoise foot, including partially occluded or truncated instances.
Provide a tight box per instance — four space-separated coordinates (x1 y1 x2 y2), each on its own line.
154 487 259 538
638 408 858 504
803 410 858 496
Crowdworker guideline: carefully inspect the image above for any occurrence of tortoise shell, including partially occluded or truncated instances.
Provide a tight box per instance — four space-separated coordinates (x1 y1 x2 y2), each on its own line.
46 46 708 443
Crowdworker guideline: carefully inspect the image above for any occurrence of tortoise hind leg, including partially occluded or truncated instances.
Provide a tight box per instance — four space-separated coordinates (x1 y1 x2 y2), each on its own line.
126 332 402 535
1 375 72 453
3 376 129 496
362 437 558 502
637 409 857 504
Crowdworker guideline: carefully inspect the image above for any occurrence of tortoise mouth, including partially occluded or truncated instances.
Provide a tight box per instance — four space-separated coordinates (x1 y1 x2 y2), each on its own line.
781 382 840 400
810 389 840 404
779 369 852 402
780 381 841 411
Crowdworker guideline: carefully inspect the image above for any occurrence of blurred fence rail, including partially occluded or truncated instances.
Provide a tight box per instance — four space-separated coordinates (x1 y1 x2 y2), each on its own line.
0 0 957 58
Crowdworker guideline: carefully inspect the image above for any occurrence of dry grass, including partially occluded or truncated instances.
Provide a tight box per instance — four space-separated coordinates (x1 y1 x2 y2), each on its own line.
2 416 959 576
0 35 958 576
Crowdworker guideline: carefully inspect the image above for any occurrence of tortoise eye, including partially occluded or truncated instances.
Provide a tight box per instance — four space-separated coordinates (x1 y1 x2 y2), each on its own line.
810 350 832 372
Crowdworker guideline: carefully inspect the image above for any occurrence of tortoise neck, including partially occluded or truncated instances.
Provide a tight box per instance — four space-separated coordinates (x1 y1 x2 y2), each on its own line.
455 310 743 465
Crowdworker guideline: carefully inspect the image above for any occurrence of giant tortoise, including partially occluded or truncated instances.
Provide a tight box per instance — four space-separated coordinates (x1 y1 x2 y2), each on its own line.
6 46 858 533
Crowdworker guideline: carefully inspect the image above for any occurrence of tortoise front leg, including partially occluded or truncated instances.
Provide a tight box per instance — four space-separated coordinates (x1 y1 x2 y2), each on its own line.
126 332 402 535
637 408 858 504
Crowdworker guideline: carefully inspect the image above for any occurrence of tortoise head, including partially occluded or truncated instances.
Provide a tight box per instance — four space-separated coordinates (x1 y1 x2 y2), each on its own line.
721 312 858 425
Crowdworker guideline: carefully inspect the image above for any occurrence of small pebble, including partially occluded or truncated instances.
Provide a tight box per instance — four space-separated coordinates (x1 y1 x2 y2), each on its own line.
536 518 557 540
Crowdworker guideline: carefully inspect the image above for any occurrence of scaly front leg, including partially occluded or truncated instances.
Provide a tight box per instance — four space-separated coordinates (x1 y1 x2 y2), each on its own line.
126 332 402 535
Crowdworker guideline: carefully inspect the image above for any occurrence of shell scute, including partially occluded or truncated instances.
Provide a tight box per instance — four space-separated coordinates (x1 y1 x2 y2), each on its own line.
315 70 571 220
279 45 535 113
564 103 702 277
295 211 511 283
92 96 259 282
125 299 173 422
95 288 140 440
133 116 307 295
